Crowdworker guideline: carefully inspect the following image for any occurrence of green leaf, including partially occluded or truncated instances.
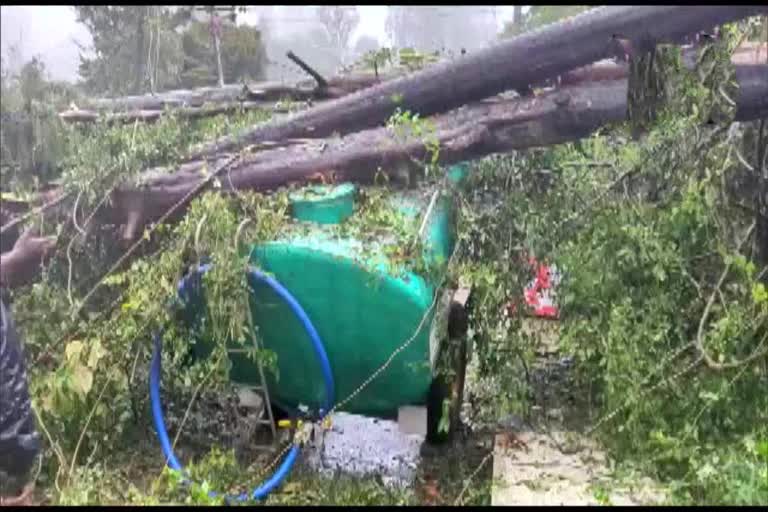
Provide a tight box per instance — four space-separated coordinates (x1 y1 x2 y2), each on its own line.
66 340 85 361
72 364 94 397
751 283 768 305
757 441 768 459
87 339 106 368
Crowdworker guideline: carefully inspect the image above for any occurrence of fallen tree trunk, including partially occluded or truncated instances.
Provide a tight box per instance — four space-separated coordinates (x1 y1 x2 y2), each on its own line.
58 100 311 126
4 62 765 245
62 69 397 117
559 41 766 87
185 6 766 160
56 75 394 125
56 42 765 127
100 62 767 241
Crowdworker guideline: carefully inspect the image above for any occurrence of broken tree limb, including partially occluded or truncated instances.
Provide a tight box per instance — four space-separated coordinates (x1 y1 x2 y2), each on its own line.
286 50 328 88
58 101 306 126
65 71 398 118
58 74 395 124
185 6 767 160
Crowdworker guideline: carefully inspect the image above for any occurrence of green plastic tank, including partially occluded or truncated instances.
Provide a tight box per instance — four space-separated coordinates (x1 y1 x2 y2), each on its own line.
186 164 469 418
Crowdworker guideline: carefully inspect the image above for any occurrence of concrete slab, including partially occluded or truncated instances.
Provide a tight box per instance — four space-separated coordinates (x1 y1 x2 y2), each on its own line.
302 413 424 488
491 430 665 506
398 406 427 436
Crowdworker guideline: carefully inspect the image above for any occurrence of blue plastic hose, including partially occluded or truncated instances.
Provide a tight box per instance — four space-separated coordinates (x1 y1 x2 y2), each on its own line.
149 265 334 503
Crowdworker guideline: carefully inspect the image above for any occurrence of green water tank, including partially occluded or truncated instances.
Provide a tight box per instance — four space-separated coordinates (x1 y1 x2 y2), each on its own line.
186 172 466 418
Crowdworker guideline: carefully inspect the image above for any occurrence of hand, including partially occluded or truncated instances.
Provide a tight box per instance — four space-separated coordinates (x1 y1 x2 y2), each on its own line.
0 228 57 289
13 228 57 263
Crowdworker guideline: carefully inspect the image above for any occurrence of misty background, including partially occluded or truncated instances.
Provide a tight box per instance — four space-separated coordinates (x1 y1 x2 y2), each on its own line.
0 5 524 84
4 5 580 189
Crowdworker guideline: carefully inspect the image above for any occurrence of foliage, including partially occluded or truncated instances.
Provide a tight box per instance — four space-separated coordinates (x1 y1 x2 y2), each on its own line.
5 6 767 506
180 21 267 88
453 21 767 505
7 107 273 488
75 6 266 94
75 6 187 96
1 56 80 190
386 107 441 172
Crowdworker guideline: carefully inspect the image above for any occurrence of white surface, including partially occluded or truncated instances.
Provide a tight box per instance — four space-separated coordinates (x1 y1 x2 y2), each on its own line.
303 412 423 488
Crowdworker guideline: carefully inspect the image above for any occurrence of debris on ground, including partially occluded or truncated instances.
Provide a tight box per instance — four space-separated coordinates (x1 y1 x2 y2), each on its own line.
302 413 423 488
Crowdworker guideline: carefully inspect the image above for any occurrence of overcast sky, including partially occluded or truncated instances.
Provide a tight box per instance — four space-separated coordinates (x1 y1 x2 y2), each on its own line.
0 5 520 82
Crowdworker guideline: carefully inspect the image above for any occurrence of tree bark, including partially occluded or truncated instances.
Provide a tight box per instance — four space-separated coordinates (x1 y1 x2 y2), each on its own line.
185 6 766 160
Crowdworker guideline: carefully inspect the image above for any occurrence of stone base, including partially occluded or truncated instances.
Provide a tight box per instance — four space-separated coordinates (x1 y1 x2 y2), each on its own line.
302 413 423 488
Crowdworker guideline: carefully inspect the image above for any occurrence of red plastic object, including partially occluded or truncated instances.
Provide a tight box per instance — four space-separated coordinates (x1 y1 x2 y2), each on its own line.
506 254 560 320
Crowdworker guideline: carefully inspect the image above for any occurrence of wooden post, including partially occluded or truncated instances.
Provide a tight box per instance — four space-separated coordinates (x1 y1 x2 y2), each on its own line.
447 286 472 442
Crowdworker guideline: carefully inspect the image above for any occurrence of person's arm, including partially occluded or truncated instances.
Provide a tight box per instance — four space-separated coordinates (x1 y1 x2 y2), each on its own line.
0 230 56 290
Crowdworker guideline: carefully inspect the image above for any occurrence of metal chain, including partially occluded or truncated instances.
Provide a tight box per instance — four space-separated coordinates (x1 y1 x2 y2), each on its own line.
254 440 297 481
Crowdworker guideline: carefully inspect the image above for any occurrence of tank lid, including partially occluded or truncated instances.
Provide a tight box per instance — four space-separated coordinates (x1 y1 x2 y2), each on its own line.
289 183 356 225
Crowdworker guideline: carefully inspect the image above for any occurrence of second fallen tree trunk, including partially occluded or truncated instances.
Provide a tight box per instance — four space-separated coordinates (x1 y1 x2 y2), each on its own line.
100 62 767 241
185 6 766 160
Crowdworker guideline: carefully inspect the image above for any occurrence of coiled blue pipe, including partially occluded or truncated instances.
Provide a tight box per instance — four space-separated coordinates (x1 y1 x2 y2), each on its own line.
149 265 335 503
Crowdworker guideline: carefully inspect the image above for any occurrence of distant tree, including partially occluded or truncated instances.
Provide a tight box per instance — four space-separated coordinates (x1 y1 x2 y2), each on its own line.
75 6 187 95
180 21 267 88
316 6 360 67
0 56 78 189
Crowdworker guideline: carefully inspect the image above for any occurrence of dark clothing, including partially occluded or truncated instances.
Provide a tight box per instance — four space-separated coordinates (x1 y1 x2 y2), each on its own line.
0 297 39 496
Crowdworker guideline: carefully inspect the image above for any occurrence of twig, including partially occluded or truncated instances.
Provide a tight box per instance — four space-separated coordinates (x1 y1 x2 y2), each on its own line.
454 451 493 505
734 146 755 172
555 167 636 231
170 352 226 453
286 50 328 89
72 190 86 237
194 214 208 262
417 189 440 240
68 374 114 482
66 236 77 310
31 406 68 491
73 154 240 319
33 211 199 367
234 218 251 251
695 222 768 370
0 191 72 235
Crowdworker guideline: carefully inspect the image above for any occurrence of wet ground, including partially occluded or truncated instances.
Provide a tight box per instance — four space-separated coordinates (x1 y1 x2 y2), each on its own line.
489 319 665 506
